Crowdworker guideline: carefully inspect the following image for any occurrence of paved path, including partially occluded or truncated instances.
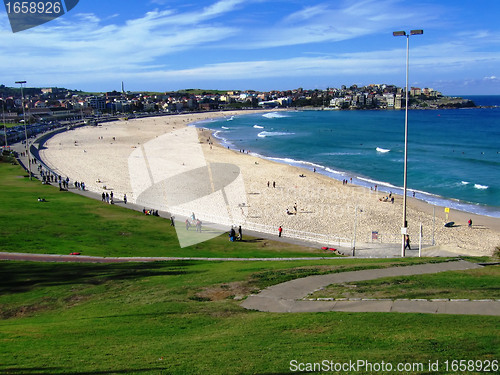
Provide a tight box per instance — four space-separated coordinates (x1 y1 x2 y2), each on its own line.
241 260 500 316
0 252 351 263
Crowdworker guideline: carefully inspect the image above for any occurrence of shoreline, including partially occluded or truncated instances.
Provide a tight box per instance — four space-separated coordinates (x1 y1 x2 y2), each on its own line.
196 111 500 220
39 110 500 256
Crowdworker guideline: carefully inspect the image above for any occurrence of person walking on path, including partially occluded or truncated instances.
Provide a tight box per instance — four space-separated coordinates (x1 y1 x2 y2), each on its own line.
123 194 127 204
238 225 242 241
278 226 283 237
170 216 175 227
404 235 411 250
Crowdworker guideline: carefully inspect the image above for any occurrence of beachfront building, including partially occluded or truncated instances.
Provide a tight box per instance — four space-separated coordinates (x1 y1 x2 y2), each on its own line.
87 96 106 111
384 93 395 108
410 87 422 96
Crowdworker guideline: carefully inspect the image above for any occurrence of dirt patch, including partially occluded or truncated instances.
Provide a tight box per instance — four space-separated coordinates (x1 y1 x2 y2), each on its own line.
195 281 257 301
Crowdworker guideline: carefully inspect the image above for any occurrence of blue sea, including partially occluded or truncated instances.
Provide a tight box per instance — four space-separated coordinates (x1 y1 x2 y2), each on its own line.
195 96 500 217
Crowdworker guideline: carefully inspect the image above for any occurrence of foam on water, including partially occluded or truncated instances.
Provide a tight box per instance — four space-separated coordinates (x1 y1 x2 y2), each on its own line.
262 112 288 119
376 147 390 153
474 184 489 190
257 131 294 138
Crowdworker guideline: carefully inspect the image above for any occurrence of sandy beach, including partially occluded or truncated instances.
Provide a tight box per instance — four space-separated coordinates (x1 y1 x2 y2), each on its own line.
39 111 500 256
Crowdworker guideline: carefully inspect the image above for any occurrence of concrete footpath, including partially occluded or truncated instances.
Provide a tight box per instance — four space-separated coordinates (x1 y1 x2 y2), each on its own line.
241 260 500 315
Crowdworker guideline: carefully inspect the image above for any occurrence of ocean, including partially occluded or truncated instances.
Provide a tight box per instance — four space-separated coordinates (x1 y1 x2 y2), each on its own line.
195 95 500 218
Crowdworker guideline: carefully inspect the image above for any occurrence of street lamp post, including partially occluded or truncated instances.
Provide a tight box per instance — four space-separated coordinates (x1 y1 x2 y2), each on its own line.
15 80 32 180
393 29 423 257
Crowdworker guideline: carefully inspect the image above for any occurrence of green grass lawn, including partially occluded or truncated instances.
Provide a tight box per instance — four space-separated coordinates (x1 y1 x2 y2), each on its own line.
0 160 336 258
1 260 499 375
311 265 500 300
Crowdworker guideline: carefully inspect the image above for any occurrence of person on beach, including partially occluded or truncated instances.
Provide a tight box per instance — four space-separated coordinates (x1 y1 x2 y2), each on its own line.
404 235 411 250
273 181 276 188
278 226 283 237
468 218 472 227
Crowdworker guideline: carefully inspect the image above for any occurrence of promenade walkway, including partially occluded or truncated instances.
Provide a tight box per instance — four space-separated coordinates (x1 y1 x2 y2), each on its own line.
241 260 500 316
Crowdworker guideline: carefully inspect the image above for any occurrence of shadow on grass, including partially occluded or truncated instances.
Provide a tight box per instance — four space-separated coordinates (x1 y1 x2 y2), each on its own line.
0 367 165 374
240 238 265 243
0 261 202 295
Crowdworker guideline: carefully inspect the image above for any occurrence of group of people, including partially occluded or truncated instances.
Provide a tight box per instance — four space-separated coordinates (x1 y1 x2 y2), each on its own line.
379 192 395 204
185 212 202 232
100 191 128 205
143 208 159 216
101 191 113 204
267 181 276 188
286 203 298 215
73 181 86 191
229 226 242 241
185 218 203 232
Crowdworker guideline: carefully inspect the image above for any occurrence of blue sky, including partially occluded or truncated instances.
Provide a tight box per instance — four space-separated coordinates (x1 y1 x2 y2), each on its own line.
1 0 499 94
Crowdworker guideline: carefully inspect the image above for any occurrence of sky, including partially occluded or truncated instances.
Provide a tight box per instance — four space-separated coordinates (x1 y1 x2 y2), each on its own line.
1 0 499 95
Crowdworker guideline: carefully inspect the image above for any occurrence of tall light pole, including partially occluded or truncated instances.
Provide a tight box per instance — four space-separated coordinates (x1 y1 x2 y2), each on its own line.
15 80 32 180
393 29 423 257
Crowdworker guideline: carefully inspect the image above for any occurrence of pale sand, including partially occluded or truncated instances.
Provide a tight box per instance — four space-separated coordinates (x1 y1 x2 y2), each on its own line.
39 111 500 256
